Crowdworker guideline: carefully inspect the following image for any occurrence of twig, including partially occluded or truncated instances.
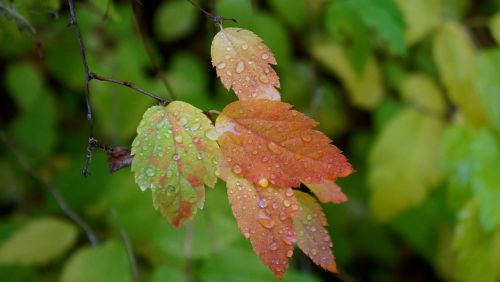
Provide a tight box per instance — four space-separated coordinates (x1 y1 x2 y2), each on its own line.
111 209 139 282
130 0 177 100
0 131 99 247
67 0 96 176
91 73 169 105
185 0 237 24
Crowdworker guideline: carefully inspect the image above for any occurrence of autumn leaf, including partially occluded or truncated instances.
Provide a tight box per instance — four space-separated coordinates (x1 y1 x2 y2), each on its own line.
304 180 348 204
211 27 280 100
293 191 337 272
226 173 299 278
131 101 220 227
215 99 353 188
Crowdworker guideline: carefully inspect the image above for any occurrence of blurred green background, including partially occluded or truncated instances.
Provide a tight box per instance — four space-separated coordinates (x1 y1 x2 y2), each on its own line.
1 0 500 281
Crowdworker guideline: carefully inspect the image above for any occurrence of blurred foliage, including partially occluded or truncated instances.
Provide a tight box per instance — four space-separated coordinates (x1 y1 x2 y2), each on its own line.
0 0 500 281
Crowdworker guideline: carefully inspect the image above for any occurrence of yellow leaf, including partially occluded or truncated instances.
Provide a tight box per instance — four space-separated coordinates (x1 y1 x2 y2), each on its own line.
396 0 440 45
489 12 500 45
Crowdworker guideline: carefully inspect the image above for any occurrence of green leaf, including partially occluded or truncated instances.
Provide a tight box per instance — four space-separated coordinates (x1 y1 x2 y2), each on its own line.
356 0 407 55
269 0 307 30
0 218 77 265
398 73 447 116
61 240 131 282
369 109 445 221
475 49 500 133
490 12 500 45
131 101 220 227
311 42 384 110
154 0 198 42
5 61 42 111
395 0 440 45
433 21 487 126
470 129 500 231
325 1 371 73
453 202 500 282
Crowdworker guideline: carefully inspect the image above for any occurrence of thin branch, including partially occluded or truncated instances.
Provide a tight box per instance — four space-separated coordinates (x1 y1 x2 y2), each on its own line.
185 0 237 24
0 131 99 247
91 73 169 105
111 209 139 282
67 0 96 176
130 0 177 100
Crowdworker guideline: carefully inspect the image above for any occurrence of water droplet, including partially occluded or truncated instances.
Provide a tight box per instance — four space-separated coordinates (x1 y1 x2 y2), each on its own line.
174 135 183 143
310 226 317 232
197 153 204 160
272 202 279 209
286 250 293 257
285 188 293 197
178 117 188 126
311 249 317 256
242 44 248 50
270 241 278 251
236 61 245 73
261 53 269 60
205 129 218 140
259 75 269 83
217 62 226 69
146 168 155 177
243 231 250 239
323 235 330 242
279 212 287 221
258 178 269 188
291 204 299 211
306 215 312 221
258 198 267 208
173 154 180 161
257 211 275 228
283 199 291 207
267 142 281 154
232 164 242 174
301 132 312 142
190 123 200 131
282 235 295 245
224 55 230 60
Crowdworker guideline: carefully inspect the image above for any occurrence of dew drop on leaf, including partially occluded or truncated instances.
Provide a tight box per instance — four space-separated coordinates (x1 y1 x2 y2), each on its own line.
257 211 275 229
232 164 242 174
236 61 245 73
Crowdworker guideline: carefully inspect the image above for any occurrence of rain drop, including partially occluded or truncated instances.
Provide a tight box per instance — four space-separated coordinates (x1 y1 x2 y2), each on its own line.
286 250 293 257
146 168 155 177
232 164 242 174
173 154 180 161
269 241 278 251
205 129 218 140
301 132 312 142
217 62 226 69
311 249 317 256
174 135 183 143
258 178 269 188
257 211 275 228
178 117 188 126
259 75 269 83
190 123 200 131
236 61 245 73
285 188 293 197
258 198 267 208
283 200 291 207
267 142 282 154
261 53 269 60
242 43 248 50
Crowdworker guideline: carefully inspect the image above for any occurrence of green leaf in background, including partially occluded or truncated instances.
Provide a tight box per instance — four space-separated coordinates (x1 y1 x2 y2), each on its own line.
154 0 198 42
440 123 475 210
395 0 441 45
490 12 500 45
475 49 500 134
152 184 239 259
310 83 349 137
356 0 407 55
311 42 384 110
470 129 500 231
453 202 500 282
398 73 447 116
61 240 131 282
433 21 487 126
369 108 445 221
131 102 220 227
215 0 253 27
269 0 307 30
325 1 371 73
0 218 77 265
5 61 42 111
10 89 57 162
151 265 184 282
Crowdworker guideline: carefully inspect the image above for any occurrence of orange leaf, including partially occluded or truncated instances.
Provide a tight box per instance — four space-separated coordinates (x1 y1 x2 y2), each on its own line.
211 27 280 100
294 191 337 273
305 180 348 204
226 173 299 278
216 100 353 188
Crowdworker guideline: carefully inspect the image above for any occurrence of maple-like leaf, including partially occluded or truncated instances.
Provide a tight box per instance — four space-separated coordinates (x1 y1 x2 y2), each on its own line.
215 100 353 188
131 101 220 227
211 27 280 100
305 180 348 204
226 173 299 278
293 191 337 272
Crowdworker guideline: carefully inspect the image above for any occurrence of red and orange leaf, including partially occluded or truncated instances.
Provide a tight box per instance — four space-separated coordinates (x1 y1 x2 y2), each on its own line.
215 100 353 188
305 180 348 204
293 191 337 273
211 27 280 100
226 173 299 278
